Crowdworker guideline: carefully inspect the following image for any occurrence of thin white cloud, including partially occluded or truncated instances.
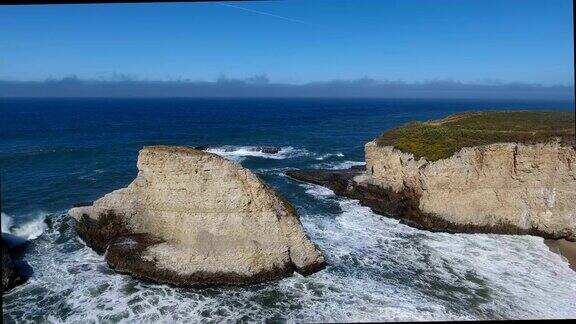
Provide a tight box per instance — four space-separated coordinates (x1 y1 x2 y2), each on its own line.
219 3 317 27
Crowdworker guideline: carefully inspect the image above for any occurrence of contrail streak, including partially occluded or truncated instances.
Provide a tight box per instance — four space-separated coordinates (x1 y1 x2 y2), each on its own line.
219 3 317 27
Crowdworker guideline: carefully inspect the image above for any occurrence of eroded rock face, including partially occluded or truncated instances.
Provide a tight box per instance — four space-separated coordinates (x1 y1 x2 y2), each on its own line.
288 141 576 241
364 140 576 240
69 146 325 286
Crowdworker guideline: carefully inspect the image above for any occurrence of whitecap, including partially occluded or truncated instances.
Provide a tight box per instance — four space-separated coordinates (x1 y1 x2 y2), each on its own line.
300 183 336 198
205 146 310 163
255 166 298 177
1 211 48 247
312 160 366 170
314 152 345 160
300 183 576 320
3 196 576 322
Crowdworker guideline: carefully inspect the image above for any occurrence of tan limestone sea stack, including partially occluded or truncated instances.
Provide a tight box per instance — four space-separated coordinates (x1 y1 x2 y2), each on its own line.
363 140 576 240
69 145 325 286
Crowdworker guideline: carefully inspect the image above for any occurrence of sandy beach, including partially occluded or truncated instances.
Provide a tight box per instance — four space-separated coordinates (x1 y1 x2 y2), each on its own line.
545 239 576 271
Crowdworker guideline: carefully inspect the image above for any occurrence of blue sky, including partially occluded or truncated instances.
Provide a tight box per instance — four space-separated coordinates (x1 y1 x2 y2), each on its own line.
0 0 573 85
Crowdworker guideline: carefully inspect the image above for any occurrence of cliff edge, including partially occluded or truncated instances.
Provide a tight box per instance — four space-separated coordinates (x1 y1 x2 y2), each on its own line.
288 111 576 241
364 140 575 239
69 146 325 286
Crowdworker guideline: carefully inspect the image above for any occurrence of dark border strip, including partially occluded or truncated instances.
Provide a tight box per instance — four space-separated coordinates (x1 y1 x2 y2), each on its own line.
1 0 262 5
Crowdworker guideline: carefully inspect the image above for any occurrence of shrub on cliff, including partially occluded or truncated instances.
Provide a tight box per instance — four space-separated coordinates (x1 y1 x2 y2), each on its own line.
376 111 575 161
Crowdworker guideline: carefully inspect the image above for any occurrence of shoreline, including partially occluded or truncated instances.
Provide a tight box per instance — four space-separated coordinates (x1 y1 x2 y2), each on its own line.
286 167 574 239
287 167 576 273
544 239 576 271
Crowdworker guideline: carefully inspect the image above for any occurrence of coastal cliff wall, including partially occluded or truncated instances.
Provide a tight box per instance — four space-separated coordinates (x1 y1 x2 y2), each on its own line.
364 140 576 240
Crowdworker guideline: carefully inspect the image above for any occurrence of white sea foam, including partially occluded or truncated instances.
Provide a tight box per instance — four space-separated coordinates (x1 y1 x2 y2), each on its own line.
300 183 576 320
302 183 335 197
1 211 47 247
1 212 14 232
3 193 576 322
314 152 344 160
255 166 298 177
312 160 366 170
205 146 310 163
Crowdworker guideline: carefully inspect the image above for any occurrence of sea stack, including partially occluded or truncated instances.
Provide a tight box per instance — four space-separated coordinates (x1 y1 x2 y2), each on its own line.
69 146 325 286
288 111 576 240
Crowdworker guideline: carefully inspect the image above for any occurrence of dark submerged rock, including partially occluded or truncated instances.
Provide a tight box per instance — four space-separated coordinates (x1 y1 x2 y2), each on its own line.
252 146 281 154
2 240 23 292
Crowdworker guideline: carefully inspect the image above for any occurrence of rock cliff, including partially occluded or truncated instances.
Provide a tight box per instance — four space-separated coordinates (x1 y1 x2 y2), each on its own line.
288 114 575 241
69 146 325 286
364 140 576 240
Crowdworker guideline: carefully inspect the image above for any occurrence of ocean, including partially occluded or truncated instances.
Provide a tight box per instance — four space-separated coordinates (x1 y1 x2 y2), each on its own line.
1 98 575 322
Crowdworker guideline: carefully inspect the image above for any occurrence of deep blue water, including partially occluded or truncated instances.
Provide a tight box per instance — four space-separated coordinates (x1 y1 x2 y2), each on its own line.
1 98 575 322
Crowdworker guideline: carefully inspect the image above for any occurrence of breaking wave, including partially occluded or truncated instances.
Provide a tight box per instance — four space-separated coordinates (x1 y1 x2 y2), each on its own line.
314 152 344 160
1 211 48 247
312 160 366 170
299 183 576 320
3 192 576 322
205 146 310 163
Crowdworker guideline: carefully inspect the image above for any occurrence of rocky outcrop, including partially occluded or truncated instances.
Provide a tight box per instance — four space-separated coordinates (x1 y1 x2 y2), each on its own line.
251 146 281 154
287 167 423 229
365 140 576 240
69 146 325 286
2 240 22 292
288 140 576 241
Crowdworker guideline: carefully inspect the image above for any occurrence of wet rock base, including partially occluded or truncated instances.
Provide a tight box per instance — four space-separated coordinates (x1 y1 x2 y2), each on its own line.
75 211 318 287
286 167 573 240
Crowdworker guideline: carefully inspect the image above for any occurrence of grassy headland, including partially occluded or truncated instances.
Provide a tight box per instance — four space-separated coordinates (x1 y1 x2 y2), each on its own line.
376 111 575 161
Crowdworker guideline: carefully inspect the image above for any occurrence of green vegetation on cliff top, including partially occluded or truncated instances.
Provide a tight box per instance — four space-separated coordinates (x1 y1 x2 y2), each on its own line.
376 111 575 161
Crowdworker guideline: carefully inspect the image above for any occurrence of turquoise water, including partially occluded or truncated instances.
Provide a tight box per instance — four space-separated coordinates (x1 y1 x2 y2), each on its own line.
1 98 575 322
